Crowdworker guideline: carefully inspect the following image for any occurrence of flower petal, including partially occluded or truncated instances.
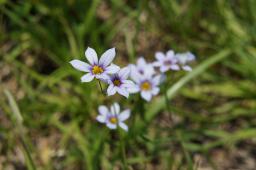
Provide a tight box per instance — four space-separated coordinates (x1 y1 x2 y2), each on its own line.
127 85 140 93
130 69 142 83
70 60 91 72
96 115 106 123
122 80 135 88
137 57 146 67
111 103 120 114
170 64 180 70
99 48 116 67
118 109 130 121
152 87 160 95
95 73 109 81
182 65 192 71
152 75 161 85
98 105 108 116
119 122 128 131
81 73 94 82
160 65 170 73
152 61 162 67
155 52 165 61
186 52 196 61
105 64 120 74
106 122 117 129
141 91 152 101
166 50 175 58
117 87 129 98
107 84 117 96
85 47 98 65
118 67 130 79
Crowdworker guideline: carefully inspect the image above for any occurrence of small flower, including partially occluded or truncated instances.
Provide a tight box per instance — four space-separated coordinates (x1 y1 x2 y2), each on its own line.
70 47 120 82
175 52 195 71
153 50 180 72
128 71 161 101
129 57 155 77
107 67 135 98
96 103 130 131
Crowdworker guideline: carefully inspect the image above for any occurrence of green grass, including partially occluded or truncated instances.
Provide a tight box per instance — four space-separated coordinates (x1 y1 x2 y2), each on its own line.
1 0 256 169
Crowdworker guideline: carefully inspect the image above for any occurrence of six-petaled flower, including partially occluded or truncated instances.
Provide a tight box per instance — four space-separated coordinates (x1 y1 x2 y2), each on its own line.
96 103 130 131
175 52 195 71
70 47 120 82
153 50 180 72
107 67 135 98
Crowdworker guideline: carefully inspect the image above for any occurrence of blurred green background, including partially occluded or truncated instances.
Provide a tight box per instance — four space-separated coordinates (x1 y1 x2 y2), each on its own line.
0 0 256 170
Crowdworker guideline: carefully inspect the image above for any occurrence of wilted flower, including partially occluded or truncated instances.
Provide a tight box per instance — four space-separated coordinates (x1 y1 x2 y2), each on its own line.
153 50 180 72
128 71 161 101
175 52 195 71
129 57 155 77
70 47 120 82
107 67 135 98
96 103 130 131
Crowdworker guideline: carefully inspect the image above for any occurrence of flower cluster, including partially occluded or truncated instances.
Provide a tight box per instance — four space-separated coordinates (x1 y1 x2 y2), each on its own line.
70 47 195 131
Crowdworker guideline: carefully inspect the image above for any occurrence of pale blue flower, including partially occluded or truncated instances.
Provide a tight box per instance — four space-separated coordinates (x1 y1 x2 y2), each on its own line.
129 57 155 77
153 50 180 72
107 67 135 98
175 52 195 71
70 47 120 82
96 103 130 131
128 71 161 102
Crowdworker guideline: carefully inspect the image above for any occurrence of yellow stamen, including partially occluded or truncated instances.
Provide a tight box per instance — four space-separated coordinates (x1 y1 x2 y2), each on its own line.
140 81 151 91
109 117 118 124
92 65 103 74
113 79 121 86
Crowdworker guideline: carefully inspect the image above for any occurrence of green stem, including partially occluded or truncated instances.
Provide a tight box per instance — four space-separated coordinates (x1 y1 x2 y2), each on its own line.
98 80 104 94
19 136 37 170
120 136 128 170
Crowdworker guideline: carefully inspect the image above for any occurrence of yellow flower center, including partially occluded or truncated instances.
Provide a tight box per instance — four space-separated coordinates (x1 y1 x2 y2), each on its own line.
109 117 118 124
140 81 151 91
92 65 103 75
113 79 121 86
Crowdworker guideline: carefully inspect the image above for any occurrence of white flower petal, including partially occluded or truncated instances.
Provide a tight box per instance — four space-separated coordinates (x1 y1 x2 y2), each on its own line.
106 122 117 129
127 85 140 93
182 65 192 71
111 103 120 114
122 80 135 88
70 60 91 72
95 73 109 81
155 52 165 61
98 105 108 116
107 84 117 96
96 115 106 123
141 91 152 101
117 87 129 98
130 69 142 83
81 73 94 82
144 65 155 77
118 67 130 79
187 52 196 61
152 87 160 95
153 61 162 67
85 47 98 65
119 122 128 131
152 75 161 86
160 65 170 73
137 57 147 67
118 109 130 121
170 64 180 70
166 50 175 58
105 64 120 74
99 48 116 67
